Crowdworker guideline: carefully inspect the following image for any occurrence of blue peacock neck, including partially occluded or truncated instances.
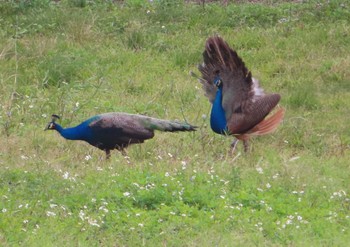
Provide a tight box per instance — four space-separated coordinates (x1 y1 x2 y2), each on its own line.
55 123 86 141
210 86 228 135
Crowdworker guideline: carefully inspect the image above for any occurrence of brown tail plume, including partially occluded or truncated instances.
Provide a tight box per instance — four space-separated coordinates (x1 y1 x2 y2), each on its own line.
247 107 285 136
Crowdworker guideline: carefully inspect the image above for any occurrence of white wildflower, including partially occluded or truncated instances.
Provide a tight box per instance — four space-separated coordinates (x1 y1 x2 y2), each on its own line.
62 172 69 180
85 155 92 161
88 218 100 227
46 211 56 217
123 192 131 197
256 167 264 174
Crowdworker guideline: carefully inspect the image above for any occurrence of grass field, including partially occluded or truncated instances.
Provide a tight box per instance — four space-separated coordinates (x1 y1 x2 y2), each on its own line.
0 0 349 246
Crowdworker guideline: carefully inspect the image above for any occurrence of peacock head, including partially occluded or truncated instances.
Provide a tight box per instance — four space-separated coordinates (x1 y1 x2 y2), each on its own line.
45 114 60 130
213 75 223 88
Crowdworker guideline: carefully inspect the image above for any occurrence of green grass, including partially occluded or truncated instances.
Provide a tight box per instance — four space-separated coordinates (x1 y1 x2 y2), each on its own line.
1 0 350 246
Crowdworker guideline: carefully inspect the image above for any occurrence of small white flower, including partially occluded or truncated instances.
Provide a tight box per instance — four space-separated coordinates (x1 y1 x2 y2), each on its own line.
46 211 56 217
266 183 271 189
20 155 28 160
135 213 141 217
256 167 264 174
50 204 57 208
42 114 47 118
23 220 29 224
79 210 85 220
123 192 131 197
2 208 7 213
75 102 79 108
146 10 151 14
85 155 92 161
88 218 100 227
165 172 170 177
161 25 165 29
138 223 144 227
62 172 69 180
297 215 303 221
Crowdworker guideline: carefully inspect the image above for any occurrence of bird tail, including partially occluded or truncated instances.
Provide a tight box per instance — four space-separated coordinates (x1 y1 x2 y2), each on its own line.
246 107 285 136
146 118 197 132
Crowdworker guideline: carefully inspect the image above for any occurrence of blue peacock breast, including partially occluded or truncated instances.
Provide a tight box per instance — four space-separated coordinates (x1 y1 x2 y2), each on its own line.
210 88 228 135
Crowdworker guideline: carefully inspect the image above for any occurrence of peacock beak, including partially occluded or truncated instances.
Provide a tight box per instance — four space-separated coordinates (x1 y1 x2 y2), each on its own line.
44 122 53 131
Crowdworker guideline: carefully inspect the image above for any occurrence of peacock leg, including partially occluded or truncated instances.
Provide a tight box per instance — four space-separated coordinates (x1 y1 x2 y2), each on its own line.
105 149 111 159
243 140 249 152
120 148 128 157
230 138 239 154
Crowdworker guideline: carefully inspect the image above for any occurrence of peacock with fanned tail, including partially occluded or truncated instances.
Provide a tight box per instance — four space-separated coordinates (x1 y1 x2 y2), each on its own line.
45 113 196 159
195 36 285 152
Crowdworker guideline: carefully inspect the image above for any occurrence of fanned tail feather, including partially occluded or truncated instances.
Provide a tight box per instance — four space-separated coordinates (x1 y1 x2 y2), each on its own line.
246 107 285 136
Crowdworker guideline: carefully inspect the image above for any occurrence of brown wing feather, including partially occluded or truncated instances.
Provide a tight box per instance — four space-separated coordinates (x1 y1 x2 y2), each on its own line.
246 107 285 135
227 94 281 134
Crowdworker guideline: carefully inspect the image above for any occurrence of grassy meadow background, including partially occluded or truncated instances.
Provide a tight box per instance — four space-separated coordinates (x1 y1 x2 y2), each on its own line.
0 0 349 245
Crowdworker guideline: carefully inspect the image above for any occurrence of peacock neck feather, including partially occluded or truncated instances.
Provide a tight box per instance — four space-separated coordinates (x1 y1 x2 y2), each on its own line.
54 121 94 141
210 87 228 135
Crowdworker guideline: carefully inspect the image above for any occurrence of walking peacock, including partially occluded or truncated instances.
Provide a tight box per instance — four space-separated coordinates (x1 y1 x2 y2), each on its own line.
45 113 196 159
195 36 285 152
